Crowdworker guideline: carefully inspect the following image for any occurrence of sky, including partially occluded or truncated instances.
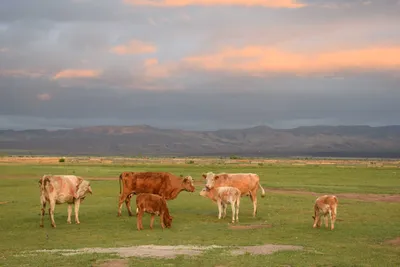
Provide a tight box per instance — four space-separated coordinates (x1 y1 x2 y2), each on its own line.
0 0 399 131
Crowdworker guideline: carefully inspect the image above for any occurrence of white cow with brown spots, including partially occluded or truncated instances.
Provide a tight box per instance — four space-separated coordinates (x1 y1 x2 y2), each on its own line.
200 186 241 223
39 175 93 228
312 195 338 230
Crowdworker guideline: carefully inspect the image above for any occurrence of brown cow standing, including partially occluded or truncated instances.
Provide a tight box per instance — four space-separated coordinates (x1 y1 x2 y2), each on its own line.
136 193 173 231
118 172 195 217
202 172 265 217
39 175 93 228
312 195 338 230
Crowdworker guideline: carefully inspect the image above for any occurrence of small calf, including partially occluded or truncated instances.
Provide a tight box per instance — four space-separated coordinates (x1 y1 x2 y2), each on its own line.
135 193 173 231
312 195 338 230
200 186 241 223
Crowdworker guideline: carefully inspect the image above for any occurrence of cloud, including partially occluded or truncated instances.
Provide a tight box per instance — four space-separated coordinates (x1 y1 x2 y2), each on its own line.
0 47 8 52
0 69 46 78
123 0 305 8
110 40 157 55
53 69 102 79
183 46 400 75
36 93 51 101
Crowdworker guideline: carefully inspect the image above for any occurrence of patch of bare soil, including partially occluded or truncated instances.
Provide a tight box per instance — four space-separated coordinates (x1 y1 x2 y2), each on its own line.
0 201 8 205
264 188 400 203
33 244 303 259
384 237 400 246
229 224 272 230
94 259 128 267
231 244 303 256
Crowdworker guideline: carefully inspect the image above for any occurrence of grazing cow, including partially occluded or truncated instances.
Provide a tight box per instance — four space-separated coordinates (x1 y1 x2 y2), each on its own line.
136 193 173 231
312 195 338 230
200 186 241 223
39 175 93 228
118 172 195 217
202 172 265 217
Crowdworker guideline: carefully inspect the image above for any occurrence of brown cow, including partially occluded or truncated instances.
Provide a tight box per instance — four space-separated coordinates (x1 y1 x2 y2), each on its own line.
118 172 195 217
202 172 265 217
39 175 93 228
312 195 338 230
136 193 173 231
200 186 241 223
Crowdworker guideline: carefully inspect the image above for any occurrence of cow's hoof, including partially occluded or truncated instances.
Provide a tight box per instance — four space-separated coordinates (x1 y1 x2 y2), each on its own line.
67 221 71 224
76 222 80 225
40 224 44 228
51 224 56 228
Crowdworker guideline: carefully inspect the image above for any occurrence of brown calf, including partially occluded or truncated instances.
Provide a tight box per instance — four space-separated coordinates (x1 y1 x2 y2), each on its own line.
312 195 338 230
135 193 173 231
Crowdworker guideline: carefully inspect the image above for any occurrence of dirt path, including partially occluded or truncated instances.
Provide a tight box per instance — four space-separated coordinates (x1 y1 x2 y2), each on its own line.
264 188 400 203
33 244 303 259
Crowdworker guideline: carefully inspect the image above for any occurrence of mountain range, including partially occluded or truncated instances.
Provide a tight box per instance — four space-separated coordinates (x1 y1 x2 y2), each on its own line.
1 125 400 158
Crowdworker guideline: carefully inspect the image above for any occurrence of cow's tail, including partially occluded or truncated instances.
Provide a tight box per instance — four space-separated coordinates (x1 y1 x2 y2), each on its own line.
119 173 123 195
258 182 266 198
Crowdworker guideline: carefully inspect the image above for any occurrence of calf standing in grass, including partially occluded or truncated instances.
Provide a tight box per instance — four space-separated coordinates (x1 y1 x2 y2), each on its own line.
200 186 241 223
312 195 338 230
135 193 173 231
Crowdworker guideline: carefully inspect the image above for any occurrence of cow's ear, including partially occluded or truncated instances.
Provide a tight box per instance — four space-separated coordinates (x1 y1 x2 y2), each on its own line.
214 175 219 180
202 173 207 179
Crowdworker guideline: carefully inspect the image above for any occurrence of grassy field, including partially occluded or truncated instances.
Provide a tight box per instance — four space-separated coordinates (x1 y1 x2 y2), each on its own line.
0 158 399 266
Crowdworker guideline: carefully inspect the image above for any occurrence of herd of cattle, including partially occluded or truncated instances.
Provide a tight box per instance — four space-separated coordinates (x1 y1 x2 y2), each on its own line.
38 171 338 231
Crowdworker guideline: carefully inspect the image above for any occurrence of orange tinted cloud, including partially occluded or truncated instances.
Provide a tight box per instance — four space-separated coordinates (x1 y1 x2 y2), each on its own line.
110 40 157 55
37 93 51 101
183 46 400 74
123 0 305 8
53 69 101 79
143 58 171 78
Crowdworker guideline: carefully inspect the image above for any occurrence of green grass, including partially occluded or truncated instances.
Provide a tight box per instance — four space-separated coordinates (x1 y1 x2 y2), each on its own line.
0 162 399 266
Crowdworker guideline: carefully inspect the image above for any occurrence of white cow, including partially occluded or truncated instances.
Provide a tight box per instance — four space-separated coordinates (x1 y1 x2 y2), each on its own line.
39 175 92 228
200 186 241 223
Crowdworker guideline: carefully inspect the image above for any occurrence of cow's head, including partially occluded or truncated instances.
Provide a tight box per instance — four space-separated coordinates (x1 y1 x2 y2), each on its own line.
202 172 218 190
182 176 195 192
164 214 173 228
76 179 93 199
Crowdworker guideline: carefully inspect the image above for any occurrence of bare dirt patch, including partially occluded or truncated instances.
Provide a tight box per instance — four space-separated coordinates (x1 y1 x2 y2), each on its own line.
264 188 400 203
231 244 303 256
0 201 8 205
94 259 128 267
33 244 303 259
229 224 272 230
384 237 400 246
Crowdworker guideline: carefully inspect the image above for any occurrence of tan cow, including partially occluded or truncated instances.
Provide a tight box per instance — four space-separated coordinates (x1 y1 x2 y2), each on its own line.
200 186 241 223
312 195 338 230
136 193 173 231
202 172 265 217
39 175 93 228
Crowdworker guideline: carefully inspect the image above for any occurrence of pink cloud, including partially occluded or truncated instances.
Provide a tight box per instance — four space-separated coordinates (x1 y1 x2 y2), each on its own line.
110 40 157 55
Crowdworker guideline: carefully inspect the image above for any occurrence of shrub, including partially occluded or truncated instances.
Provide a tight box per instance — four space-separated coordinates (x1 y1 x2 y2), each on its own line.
59 158 65 163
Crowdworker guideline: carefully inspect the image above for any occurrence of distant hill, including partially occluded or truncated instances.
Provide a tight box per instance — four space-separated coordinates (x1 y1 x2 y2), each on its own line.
1 125 400 158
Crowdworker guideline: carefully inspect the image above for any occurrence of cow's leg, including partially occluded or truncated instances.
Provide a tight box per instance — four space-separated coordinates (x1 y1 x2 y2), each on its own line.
118 192 131 217
324 213 329 228
74 199 81 224
150 215 155 230
137 209 143 230
312 212 320 228
236 198 240 223
40 198 46 228
222 203 227 218
160 212 165 229
230 201 236 223
249 190 258 217
49 199 56 228
331 207 337 230
67 204 72 224
217 199 222 219
125 194 134 216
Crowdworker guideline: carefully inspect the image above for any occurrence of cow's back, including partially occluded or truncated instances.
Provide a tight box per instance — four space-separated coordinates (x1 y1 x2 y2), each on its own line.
41 175 78 204
214 173 259 195
128 172 171 196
